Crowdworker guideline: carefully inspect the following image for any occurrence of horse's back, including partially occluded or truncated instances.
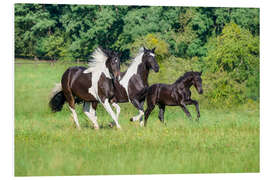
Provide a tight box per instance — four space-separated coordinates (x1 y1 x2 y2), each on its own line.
61 66 98 102
148 83 176 106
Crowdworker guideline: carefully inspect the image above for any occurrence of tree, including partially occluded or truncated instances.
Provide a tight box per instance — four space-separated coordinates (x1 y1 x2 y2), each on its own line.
204 23 259 102
15 4 58 58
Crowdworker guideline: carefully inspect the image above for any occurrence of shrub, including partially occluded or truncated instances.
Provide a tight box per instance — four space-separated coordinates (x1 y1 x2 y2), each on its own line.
204 23 259 104
129 34 169 61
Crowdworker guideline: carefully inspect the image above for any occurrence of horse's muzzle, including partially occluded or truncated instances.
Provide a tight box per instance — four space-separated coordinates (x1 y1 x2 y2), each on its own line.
114 72 121 81
154 65 159 72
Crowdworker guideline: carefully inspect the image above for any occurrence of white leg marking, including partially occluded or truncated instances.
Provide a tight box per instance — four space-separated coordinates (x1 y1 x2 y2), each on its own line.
69 106 81 130
83 102 99 129
102 99 121 129
132 110 144 122
140 120 144 127
112 103 121 119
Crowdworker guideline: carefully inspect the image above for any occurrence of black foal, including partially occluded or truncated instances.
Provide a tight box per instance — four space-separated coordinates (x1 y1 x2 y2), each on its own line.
144 71 203 126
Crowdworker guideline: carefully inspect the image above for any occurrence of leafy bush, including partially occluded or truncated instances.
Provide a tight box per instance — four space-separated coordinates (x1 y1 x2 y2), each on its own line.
129 34 169 61
204 23 259 104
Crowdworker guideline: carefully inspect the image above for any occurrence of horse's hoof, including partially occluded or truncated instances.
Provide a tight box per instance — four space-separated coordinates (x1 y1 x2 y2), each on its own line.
108 122 116 128
130 118 134 122
108 123 113 128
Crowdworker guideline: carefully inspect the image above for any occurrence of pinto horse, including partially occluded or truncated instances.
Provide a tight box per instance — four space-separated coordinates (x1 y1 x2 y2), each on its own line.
101 47 159 126
144 71 203 127
83 47 159 127
49 47 121 130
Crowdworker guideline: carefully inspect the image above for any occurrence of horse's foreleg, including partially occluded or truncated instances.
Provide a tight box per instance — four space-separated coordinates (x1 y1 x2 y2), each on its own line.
130 99 144 121
144 95 157 127
130 99 145 126
83 102 99 129
144 105 155 127
102 99 121 129
185 99 200 120
112 102 121 120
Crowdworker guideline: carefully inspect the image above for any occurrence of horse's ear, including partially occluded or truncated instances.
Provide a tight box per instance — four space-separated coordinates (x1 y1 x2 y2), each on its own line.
99 46 108 55
118 51 122 57
200 71 203 75
143 46 146 52
139 47 144 53
98 46 105 52
152 47 156 52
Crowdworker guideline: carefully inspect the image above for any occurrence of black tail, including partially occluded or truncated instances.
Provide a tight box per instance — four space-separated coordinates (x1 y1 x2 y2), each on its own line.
49 91 66 112
49 83 66 112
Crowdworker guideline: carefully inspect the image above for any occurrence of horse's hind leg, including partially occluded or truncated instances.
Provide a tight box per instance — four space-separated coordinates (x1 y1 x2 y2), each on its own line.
62 88 81 129
179 103 192 120
83 102 99 129
158 104 166 124
68 106 81 129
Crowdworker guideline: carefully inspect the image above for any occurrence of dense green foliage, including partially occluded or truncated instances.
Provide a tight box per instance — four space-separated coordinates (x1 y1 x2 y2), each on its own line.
14 4 259 105
15 61 259 175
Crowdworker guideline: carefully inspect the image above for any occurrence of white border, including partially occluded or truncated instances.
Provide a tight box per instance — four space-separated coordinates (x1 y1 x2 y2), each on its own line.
11 0 262 7
2 1 269 180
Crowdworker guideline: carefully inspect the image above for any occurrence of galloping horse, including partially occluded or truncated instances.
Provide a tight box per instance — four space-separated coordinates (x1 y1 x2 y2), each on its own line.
144 71 203 126
95 47 159 126
49 47 121 130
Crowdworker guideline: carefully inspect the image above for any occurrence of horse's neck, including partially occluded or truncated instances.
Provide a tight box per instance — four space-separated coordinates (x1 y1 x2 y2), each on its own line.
137 63 149 86
112 78 129 102
120 62 149 86
176 77 193 90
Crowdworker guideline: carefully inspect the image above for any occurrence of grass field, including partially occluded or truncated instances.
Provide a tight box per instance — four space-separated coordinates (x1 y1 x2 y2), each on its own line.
14 60 259 176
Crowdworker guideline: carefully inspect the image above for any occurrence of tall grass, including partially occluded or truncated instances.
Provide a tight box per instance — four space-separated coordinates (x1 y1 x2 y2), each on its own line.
14 60 259 176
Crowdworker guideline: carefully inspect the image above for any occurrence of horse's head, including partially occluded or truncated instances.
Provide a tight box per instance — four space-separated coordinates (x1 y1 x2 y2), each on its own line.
192 71 203 94
141 47 159 72
102 48 121 81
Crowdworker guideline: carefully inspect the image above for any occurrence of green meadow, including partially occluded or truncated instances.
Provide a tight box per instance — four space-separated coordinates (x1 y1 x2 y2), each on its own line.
14 60 259 176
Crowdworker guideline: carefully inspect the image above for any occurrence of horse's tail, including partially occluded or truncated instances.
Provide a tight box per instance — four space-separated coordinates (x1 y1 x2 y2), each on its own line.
49 83 66 112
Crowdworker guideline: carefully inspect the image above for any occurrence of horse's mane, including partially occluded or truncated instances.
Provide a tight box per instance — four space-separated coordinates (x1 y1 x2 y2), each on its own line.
119 47 145 89
121 48 144 76
174 71 196 84
84 48 108 73
128 47 145 68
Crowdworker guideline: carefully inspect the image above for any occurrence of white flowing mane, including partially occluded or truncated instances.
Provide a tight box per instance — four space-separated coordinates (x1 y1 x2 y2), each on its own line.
83 47 112 101
119 47 145 99
128 48 145 70
83 48 109 74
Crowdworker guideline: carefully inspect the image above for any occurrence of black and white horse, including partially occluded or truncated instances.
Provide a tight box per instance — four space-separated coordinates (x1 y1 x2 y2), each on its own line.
49 47 121 130
97 47 159 126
